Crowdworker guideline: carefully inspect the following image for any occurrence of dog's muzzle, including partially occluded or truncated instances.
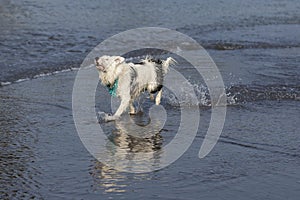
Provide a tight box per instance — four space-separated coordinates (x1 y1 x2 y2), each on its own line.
96 64 106 72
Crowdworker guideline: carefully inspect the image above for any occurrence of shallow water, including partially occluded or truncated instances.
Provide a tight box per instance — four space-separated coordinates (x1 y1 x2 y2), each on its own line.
1 0 300 199
1 72 299 199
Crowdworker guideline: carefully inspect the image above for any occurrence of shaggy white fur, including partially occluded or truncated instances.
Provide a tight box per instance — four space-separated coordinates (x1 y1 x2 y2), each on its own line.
95 55 176 121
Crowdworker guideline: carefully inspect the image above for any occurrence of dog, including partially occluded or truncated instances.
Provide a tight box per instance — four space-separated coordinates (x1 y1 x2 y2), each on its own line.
95 55 176 121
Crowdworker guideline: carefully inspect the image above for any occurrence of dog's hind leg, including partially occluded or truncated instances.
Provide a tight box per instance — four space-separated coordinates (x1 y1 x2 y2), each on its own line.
129 100 136 115
150 93 155 101
155 89 163 105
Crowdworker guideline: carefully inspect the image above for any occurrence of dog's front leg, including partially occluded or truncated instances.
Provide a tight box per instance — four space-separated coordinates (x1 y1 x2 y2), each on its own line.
105 97 130 122
114 98 130 117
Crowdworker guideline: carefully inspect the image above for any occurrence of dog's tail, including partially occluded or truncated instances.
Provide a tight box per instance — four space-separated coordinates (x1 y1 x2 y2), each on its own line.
162 57 176 74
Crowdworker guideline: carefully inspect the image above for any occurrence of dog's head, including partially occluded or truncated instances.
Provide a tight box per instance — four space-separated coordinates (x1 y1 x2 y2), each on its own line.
95 55 125 73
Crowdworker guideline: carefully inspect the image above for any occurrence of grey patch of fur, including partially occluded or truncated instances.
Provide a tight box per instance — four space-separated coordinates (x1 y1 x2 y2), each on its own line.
134 57 165 95
147 57 165 93
129 66 138 98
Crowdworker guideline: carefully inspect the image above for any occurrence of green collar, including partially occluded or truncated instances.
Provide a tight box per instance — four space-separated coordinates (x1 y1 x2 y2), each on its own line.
106 79 118 97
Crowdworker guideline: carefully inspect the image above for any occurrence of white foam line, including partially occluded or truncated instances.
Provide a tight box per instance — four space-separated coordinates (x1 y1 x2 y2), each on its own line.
81 64 95 70
0 81 12 86
33 72 52 78
15 78 30 83
0 67 81 87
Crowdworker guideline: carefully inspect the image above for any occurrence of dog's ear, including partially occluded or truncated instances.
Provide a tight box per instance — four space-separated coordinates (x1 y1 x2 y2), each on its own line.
114 56 125 65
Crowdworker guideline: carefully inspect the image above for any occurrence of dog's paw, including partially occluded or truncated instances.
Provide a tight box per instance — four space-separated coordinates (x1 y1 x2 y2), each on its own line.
104 114 119 122
129 111 136 115
96 112 118 123
149 94 155 101
96 112 107 123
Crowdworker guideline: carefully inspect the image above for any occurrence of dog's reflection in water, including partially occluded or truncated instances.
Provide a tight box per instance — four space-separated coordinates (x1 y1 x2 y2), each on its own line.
110 113 163 153
92 114 164 192
105 111 165 172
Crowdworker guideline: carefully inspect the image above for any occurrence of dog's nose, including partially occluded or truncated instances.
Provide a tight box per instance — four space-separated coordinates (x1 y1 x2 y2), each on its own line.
95 57 99 61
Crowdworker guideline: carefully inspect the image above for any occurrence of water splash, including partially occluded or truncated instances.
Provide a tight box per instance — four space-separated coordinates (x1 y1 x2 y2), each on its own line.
163 83 300 107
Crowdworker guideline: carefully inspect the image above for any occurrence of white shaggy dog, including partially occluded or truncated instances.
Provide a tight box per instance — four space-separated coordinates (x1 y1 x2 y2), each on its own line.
95 55 176 121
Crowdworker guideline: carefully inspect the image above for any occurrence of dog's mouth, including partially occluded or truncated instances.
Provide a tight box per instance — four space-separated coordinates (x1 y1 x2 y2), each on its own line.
96 65 107 73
